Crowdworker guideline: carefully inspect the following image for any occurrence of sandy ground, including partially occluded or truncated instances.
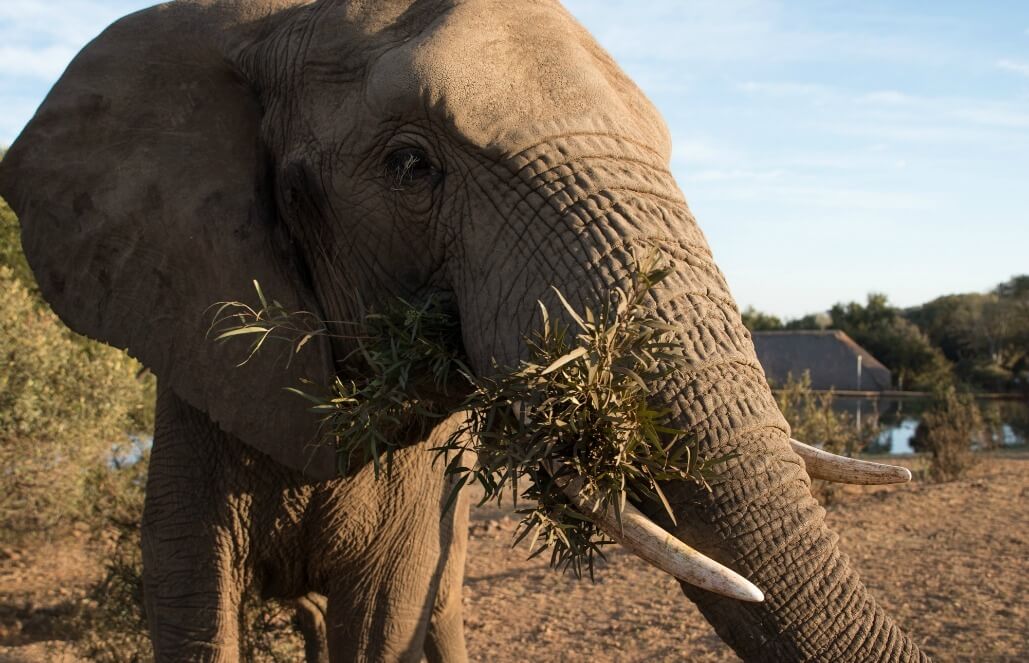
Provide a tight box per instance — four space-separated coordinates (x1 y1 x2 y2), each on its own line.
1 452 1026 662
462 452 1029 662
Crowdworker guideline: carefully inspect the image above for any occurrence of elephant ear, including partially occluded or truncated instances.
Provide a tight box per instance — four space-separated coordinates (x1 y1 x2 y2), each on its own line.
0 1 339 480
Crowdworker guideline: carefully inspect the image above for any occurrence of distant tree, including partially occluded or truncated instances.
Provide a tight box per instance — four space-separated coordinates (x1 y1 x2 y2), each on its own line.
994 275 1029 301
907 275 1029 391
906 294 986 363
741 306 783 331
830 294 953 391
991 275 1029 390
784 311 832 330
994 275 1029 361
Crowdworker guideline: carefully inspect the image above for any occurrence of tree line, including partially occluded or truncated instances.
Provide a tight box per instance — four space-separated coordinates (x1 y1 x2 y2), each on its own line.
742 281 1029 393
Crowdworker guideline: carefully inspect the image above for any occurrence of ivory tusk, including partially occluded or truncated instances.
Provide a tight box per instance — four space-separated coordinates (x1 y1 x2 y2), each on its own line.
560 480 764 603
790 438 912 485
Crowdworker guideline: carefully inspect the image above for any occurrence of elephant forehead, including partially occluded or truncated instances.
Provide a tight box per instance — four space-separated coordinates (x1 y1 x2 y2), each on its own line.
365 0 669 155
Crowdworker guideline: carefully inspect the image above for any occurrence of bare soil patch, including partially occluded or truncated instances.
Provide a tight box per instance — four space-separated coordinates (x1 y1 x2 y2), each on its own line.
1 453 1025 662
461 452 1028 662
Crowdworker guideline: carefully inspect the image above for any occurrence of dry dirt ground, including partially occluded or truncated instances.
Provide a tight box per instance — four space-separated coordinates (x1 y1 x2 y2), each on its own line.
1 452 1026 662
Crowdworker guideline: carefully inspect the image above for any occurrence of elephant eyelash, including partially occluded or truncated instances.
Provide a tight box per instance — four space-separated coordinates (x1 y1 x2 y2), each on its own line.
384 148 441 192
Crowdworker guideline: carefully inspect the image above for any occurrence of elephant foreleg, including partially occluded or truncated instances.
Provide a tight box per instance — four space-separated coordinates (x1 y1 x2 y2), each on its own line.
424 491 469 663
313 443 468 662
142 386 250 662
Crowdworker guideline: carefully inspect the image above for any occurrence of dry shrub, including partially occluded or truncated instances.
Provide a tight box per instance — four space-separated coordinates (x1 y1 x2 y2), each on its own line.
0 266 154 541
912 386 982 482
774 372 878 503
67 447 151 662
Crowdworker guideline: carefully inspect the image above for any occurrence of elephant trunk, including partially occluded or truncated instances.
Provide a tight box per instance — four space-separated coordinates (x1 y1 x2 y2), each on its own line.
659 427 928 661
457 139 927 661
610 261 926 661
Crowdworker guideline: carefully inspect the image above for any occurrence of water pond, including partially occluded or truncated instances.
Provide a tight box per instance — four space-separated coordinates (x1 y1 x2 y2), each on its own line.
833 396 1028 455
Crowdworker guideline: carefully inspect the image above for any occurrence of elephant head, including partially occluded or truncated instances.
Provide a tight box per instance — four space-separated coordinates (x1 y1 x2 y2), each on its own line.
0 0 927 660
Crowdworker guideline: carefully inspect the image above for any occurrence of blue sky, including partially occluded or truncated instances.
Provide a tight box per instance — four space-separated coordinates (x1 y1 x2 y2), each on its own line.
2 1 1026 318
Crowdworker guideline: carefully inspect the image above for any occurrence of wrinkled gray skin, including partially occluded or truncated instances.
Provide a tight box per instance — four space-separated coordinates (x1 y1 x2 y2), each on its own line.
0 0 929 661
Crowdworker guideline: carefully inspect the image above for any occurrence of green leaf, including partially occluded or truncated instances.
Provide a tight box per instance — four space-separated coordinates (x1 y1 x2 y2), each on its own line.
551 286 588 332
540 346 588 376
214 326 270 341
651 481 677 526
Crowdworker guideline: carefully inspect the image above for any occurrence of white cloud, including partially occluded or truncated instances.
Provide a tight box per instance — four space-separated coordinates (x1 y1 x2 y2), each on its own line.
858 90 913 105
670 136 744 168
950 105 1029 129
729 80 1029 147
687 168 784 183
0 44 79 80
996 59 1029 76
696 181 936 212
737 81 831 97
0 1 149 81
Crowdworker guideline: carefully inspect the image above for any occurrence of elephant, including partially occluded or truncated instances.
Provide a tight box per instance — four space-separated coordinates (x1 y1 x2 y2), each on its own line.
0 0 929 661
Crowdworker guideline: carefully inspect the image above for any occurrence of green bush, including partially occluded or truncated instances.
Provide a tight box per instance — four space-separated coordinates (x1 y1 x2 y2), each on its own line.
912 387 982 482
0 264 154 539
1 194 36 292
774 372 878 503
1 192 155 539
71 451 153 662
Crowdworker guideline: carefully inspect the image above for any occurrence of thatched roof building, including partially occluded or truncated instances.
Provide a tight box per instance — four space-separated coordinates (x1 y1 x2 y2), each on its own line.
751 330 892 391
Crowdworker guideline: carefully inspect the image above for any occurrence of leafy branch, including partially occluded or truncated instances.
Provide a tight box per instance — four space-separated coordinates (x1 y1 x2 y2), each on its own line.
211 252 726 577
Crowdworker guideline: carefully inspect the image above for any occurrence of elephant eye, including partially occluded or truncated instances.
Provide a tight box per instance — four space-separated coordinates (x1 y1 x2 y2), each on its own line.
385 148 440 191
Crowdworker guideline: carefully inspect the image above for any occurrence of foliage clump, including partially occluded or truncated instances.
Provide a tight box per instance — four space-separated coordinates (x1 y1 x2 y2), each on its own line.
908 277 1029 393
443 259 725 576
301 299 467 477
773 371 878 503
912 386 983 482
0 265 154 540
740 306 784 332
68 448 153 662
1 192 36 293
213 253 722 577
211 284 466 476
